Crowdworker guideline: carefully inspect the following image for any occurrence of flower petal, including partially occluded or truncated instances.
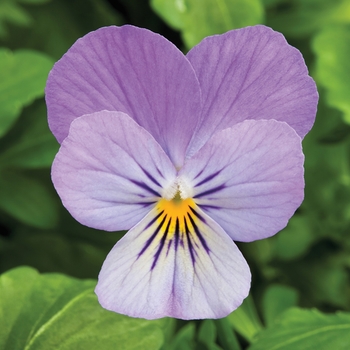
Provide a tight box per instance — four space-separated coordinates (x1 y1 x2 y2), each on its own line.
46 25 202 168
95 200 251 320
179 119 304 242
186 25 318 156
52 110 177 231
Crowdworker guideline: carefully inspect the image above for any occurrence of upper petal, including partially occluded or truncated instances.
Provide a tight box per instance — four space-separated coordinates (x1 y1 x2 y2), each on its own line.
186 25 318 156
179 119 304 242
95 201 251 320
52 110 177 231
46 25 202 168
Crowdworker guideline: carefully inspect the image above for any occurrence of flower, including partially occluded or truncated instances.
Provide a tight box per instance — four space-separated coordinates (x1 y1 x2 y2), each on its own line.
46 25 318 320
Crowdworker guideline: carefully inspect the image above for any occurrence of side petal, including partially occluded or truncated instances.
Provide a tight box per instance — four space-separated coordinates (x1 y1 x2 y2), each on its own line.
52 110 177 231
179 119 304 242
95 201 251 320
46 25 202 168
186 25 318 156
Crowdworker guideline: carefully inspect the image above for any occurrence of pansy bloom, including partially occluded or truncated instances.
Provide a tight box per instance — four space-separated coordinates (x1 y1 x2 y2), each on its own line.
46 25 318 320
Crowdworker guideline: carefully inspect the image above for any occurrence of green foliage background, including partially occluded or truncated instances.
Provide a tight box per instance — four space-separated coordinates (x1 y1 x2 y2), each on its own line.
0 0 350 349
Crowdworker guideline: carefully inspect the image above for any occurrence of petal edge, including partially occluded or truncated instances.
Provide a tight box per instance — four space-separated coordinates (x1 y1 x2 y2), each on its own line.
186 25 318 156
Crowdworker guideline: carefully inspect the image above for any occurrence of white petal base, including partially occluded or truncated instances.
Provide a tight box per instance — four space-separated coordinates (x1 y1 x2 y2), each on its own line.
95 201 251 320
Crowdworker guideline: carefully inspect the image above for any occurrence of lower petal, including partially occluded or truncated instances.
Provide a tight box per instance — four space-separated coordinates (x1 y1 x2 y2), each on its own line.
95 201 251 320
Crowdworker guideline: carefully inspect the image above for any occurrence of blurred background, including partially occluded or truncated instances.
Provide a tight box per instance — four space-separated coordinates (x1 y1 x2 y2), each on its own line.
1 0 350 349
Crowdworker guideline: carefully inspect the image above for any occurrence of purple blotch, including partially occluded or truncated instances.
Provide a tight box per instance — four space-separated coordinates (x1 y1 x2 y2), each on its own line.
193 168 204 179
151 218 172 269
174 217 180 251
130 179 160 197
141 167 162 187
188 206 206 223
184 217 196 265
194 170 222 187
187 213 210 254
198 204 221 210
157 167 165 179
166 239 173 256
194 184 226 198
145 210 164 230
133 201 157 207
138 214 167 257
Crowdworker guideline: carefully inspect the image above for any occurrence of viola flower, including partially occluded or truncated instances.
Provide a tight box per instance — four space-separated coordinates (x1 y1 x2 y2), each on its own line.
46 25 318 320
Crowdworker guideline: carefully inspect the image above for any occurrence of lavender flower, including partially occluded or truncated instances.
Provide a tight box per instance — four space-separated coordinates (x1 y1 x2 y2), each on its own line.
46 25 318 320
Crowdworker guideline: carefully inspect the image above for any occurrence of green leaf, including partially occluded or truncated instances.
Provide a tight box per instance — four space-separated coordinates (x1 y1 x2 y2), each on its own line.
215 318 241 350
272 215 315 260
261 0 281 6
18 0 50 3
0 0 31 36
0 170 59 228
0 266 39 346
151 0 264 48
198 320 217 345
248 308 350 350
0 126 57 168
0 49 54 137
0 0 52 37
0 266 166 350
198 319 224 350
242 238 275 270
318 120 350 144
303 256 349 308
150 0 186 29
275 245 350 309
301 92 350 239
0 100 59 169
262 285 299 326
312 25 350 124
227 295 263 342
2 0 124 59
266 0 350 38
168 323 195 350
0 231 106 278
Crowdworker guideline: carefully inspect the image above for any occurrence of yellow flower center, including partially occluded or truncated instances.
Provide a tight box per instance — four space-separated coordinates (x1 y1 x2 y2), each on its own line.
155 193 198 240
